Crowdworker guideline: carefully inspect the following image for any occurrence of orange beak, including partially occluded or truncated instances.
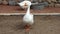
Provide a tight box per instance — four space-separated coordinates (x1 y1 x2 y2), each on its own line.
24 3 27 6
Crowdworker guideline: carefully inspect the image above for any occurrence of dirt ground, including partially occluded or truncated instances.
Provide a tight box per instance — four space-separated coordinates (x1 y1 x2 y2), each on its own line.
0 15 60 34
0 5 60 13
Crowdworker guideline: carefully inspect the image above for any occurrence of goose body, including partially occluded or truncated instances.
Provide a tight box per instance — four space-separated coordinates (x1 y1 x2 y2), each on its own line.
23 6 34 32
23 6 34 25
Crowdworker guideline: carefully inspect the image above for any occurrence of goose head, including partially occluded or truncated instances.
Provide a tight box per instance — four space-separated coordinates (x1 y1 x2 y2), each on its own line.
18 1 32 9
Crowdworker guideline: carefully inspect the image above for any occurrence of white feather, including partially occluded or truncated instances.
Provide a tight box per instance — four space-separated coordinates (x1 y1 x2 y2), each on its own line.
23 3 34 25
18 1 32 9
18 0 34 25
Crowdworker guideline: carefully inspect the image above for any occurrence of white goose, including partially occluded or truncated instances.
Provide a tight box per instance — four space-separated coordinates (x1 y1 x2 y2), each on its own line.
23 6 34 25
23 4 34 32
18 0 34 31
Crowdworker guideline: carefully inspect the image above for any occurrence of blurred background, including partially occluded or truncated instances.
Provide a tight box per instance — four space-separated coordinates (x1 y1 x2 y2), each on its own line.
0 0 60 7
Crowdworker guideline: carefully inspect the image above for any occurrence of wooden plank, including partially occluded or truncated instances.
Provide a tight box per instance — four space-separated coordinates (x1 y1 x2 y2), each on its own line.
0 13 60 15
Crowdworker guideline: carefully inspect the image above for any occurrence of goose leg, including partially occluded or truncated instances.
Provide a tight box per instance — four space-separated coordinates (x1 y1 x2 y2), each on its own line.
24 24 31 32
24 24 31 34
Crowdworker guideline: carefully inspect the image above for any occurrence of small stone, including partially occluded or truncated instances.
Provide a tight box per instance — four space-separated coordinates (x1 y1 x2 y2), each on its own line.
8 0 16 6
0 0 2 4
2 0 8 5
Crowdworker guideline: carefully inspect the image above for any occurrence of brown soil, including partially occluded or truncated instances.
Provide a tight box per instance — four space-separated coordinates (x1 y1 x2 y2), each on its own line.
0 5 60 13
0 15 60 34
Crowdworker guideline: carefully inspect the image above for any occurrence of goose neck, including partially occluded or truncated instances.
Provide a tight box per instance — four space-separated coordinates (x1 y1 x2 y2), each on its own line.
26 6 30 14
